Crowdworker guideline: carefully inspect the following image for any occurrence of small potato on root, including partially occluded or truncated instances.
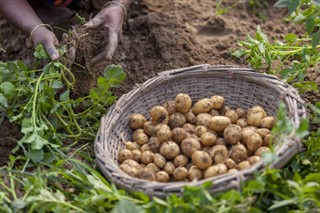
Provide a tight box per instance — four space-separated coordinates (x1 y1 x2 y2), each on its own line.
129 113 146 129
175 94 192 113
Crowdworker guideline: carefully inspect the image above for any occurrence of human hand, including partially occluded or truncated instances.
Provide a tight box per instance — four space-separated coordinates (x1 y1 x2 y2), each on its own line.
31 26 59 61
84 4 125 64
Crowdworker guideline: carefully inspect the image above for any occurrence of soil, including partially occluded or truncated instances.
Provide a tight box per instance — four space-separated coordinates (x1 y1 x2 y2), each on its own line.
0 0 317 166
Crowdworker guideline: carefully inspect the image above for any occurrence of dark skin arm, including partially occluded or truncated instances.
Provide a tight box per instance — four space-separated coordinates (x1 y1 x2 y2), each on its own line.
0 0 59 60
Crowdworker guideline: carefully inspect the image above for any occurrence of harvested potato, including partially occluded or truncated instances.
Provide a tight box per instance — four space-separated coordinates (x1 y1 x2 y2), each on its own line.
195 125 207 137
132 129 145 141
216 163 228 174
238 160 251 170
225 110 239 124
219 106 231 116
163 101 176 115
143 121 155 136
184 111 196 124
236 118 248 128
122 159 141 169
148 136 161 152
209 145 228 164
132 150 141 162
236 108 246 118
195 113 212 128
154 124 170 135
256 128 271 140
180 138 201 157
145 163 160 173
210 95 225 110
141 151 154 165
247 133 263 152
168 113 187 129
139 168 156 181
160 141 180 160
120 163 140 177
188 166 203 181
228 169 238 173
242 126 257 145
164 161 176 175
134 132 149 145
173 154 189 167
140 144 151 152
154 153 166 168
230 144 248 163
248 156 261 165
263 134 273 147
200 131 217 146
156 126 172 143
260 116 276 129
208 116 231 132
225 158 236 169
173 167 188 181
129 113 146 129
247 106 267 127
255 146 271 157
192 151 212 170
183 123 195 134
175 94 192 113
149 105 169 124
192 98 213 115
202 146 212 154
223 124 242 145
118 149 133 163
211 109 220 117
204 165 219 178
156 171 170 182
125 141 141 151
216 137 227 146
171 128 188 144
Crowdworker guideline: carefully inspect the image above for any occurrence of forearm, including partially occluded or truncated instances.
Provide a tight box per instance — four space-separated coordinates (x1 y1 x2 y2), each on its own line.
0 0 43 34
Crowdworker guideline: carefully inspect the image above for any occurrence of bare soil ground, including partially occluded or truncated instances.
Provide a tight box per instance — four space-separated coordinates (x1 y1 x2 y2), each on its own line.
0 0 312 166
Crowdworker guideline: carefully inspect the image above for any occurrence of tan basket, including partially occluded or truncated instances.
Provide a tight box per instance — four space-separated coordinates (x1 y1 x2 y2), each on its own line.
94 64 306 198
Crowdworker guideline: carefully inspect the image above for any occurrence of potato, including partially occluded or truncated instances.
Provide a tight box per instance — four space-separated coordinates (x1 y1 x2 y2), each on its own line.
183 123 195 134
125 141 141 150
216 137 227 146
141 151 154 165
248 156 261 165
184 111 196 124
238 160 251 170
168 113 187 129
216 163 228 174
120 163 140 177
132 150 142 162
219 106 231 116
154 124 170 135
164 161 175 175
156 171 170 182
223 124 242 145
149 105 169 124
173 167 188 181
260 116 276 129
211 109 220 117
200 132 217 146
208 116 231 132
247 106 267 127
148 136 160 152
173 154 189 167
132 129 145 141
154 153 166 168
180 138 201 157
247 133 263 152
230 144 248 163
192 98 213 115
192 151 212 170
225 110 239 124
175 94 192 113
188 166 203 181
171 128 188 144
225 158 236 169
256 128 271 140
160 141 180 160
140 144 151 152
145 163 160 173
209 145 228 164
195 113 212 128
195 125 207 137
143 121 155 136
129 113 146 129
204 165 219 178
139 168 156 181
163 101 176 115
156 126 172 143
122 159 141 169
236 108 246 118
236 118 248 128
210 95 225 110
263 134 273 147
203 146 212 154
255 146 271 157
242 126 257 145
118 149 133 163
228 168 238 173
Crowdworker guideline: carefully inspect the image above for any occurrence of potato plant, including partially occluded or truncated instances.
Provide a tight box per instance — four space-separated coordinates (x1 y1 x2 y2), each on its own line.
119 93 275 182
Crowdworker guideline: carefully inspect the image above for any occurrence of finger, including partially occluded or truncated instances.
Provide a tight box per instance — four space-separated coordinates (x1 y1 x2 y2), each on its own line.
90 49 108 64
105 30 119 60
84 16 104 29
43 41 59 61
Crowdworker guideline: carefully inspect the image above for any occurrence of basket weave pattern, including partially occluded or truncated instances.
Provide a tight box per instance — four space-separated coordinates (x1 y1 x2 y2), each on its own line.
95 65 306 197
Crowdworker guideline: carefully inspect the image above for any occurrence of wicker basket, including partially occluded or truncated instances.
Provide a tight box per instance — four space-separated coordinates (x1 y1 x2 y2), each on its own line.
95 64 306 198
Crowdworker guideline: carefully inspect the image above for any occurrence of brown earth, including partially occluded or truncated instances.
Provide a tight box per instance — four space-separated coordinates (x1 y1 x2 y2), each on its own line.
0 0 311 166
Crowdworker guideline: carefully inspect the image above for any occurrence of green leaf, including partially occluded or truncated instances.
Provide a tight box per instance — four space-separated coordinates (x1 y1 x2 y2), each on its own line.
295 118 309 138
268 198 297 210
104 65 126 87
306 17 315 34
274 0 291 7
59 90 69 101
284 33 298 42
0 94 8 108
0 82 14 95
52 81 64 89
311 31 320 48
28 148 44 163
288 0 300 14
11 199 26 210
34 44 50 59
111 199 143 213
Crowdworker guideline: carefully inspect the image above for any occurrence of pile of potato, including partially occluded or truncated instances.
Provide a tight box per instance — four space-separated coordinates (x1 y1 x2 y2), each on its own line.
118 94 275 182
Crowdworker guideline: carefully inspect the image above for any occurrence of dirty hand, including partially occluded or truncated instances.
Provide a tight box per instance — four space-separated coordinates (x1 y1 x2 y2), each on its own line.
31 26 59 61
84 4 125 64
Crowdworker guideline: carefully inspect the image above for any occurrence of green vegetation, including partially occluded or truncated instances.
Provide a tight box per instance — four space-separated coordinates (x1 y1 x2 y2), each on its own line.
0 0 320 212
